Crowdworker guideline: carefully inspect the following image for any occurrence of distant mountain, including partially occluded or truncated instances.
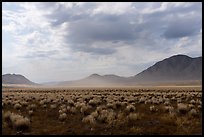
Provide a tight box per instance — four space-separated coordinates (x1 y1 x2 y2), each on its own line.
57 74 129 86
87 74 126 82
2 74 37 85
56 54 202 86
3 54 201 87
132 55 202 82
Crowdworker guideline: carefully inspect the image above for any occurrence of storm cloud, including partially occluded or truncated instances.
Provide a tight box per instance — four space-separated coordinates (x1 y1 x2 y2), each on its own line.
163 16 201 39
41 2 202 55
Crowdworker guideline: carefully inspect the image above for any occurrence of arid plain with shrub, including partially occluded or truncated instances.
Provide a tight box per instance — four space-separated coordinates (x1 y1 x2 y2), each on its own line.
2 86 202 135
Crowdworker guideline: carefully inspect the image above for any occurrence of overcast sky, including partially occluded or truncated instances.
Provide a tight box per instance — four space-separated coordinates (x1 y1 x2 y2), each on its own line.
2 2 202 83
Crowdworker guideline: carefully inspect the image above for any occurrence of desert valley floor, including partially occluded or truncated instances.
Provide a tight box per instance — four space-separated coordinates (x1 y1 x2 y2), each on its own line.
2 86 202 135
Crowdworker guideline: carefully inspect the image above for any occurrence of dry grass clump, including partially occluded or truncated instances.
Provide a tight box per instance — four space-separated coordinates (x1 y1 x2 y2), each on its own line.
188 104 194 109
97 109 109 123
164 106 174 113
190 99 196 104
13 116 30 131
88 99 100 106
59 113 67 121
188 109 198 117
139 97 146 103
125 104 136 113
80 104 91 115
3 111 12 122
28 110 33 116
21 101 29 107
90 111 99 119
150 105 158 112
197 105 202 110
97 109 116 125
177 103 188 114
82 114 96 126
30 104 37 110
127 113 141 121
70 107 77 114
50 104 57 109
14 103 22 110
107 102 116 109
67 100 75 106
105 110 117 125
164 100 170 106
3 111 30 131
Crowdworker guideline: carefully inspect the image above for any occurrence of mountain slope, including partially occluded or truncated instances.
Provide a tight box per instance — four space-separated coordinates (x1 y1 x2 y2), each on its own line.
2 74 37 85
132 55 202 82
57 74 129 86
54 54 202 86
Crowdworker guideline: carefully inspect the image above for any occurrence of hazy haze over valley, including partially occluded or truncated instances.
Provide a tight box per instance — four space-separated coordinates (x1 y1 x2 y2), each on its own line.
2 2 202 83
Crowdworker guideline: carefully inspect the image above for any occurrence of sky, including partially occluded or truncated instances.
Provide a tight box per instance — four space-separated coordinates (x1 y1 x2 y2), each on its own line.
2 2 202 83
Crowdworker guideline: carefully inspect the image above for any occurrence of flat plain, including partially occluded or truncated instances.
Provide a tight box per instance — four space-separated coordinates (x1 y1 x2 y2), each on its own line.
2 86 202 135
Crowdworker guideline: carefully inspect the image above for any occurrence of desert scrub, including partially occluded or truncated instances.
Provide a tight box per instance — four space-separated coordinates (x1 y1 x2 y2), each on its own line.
3 111 12 122
190 99 196 105
13 116 30 131
105 110 117 125
107 103 116 109
177 103 188 114
127 113 142 122
97 109 116 125
59 113 67 121
97 109 109 123
67 100 75 106
70 107 77 114
88 99 100 106
82 114 96 126
188 104 194 109
188 109 198 117
80 104 91 115
90 111 99 119
27 104 37 111
197 105 202 110
164 106 174 113
28 110 33 116
14 103 22 110
164 100 170 106
125 104 136 113
150 105 158 112
6 112 31 131
50 104 57 109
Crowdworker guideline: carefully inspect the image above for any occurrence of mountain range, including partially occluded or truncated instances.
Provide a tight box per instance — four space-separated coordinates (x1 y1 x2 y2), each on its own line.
2 74 37 85
2 54 202 86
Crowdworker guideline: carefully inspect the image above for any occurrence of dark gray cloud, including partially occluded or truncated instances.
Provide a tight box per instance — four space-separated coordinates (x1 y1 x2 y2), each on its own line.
72 44 116 55
41 2 202 55
163 16 201 39
140 2 202 39
66 17 135 44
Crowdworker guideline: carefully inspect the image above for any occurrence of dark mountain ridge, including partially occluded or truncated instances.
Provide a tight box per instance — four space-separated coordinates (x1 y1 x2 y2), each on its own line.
132 54 202 82
2 74 37 85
